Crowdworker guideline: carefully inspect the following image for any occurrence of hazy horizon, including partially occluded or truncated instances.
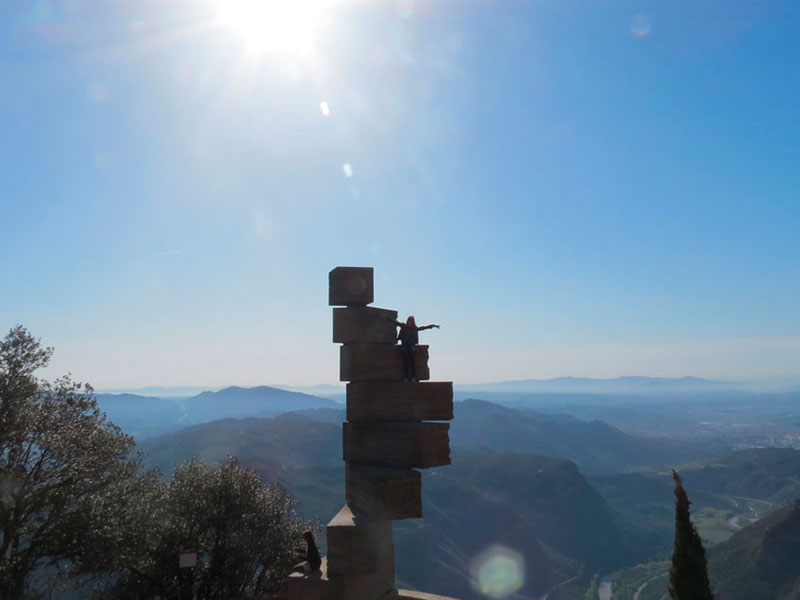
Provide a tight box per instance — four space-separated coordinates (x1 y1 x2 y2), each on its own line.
91 373 800 397
37 332 800 389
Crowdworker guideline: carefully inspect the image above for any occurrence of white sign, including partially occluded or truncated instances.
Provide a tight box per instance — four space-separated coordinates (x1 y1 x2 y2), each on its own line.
179 551 197 568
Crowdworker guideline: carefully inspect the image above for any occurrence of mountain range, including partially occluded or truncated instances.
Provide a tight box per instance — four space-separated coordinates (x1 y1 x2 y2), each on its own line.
139 398 716 476
451 399 711 473
97 376 742 398
130 395 800 600
96 385 341 438
456 376 741 395
95 393 184 438
181 385 341 424
141 414 342 477
136 407 800 599
141 419 641 598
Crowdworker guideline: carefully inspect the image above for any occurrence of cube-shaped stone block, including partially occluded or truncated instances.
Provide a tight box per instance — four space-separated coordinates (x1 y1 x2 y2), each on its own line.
287 557 343 600
333 306 398 344
329 267 374 306
346 382 453 422
346 464 422 519
343 422 450 469
340 344 429 383
327 504 393 576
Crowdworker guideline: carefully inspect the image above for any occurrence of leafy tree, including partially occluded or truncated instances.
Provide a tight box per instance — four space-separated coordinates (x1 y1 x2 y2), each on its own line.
1 326 310 598
0 325 144 598
668 470 713 600
99 457 311 599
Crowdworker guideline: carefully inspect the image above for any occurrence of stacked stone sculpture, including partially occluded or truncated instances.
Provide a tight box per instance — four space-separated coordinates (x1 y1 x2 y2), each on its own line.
288 267 455 600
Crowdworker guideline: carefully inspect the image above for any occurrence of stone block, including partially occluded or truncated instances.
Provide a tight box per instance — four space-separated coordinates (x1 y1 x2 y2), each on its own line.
329 267 374 306
333 306 398 344
343 422 450 469
327 504 393 576
340 544 395 600
340 344 429 383
346 464 422 519
346 382 453 422
287 557 343 600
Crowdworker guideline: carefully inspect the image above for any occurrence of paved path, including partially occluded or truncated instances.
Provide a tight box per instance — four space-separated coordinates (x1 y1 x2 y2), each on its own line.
538 575 578 600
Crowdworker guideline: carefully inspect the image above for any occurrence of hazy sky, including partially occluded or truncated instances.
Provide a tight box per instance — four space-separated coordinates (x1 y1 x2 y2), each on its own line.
1 0 798 388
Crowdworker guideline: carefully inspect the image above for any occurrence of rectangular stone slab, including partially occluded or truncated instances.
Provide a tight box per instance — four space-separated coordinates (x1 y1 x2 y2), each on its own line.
346 382 453 422
333 306 398 344
327 504 393 576
340 344 429 383
343 422 450 469
329 266 374 306
346 464 422 519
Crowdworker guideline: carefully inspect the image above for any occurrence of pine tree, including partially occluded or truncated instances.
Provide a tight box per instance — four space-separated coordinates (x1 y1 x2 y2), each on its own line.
669 469 714 600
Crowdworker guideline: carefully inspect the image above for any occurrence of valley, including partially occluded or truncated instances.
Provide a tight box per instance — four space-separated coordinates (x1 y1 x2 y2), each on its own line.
112 382 800 599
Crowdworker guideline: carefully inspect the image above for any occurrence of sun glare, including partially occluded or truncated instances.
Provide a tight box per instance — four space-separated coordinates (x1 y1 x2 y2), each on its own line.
215 0 329 56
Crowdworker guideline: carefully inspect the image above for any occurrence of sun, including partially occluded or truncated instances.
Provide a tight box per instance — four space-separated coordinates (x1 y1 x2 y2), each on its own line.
215 0 329 56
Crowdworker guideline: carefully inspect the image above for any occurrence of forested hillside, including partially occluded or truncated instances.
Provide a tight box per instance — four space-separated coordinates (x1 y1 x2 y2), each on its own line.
708 500 800 600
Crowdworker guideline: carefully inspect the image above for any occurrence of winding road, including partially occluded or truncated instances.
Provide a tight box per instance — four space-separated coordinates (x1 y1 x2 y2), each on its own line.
632 572 667 600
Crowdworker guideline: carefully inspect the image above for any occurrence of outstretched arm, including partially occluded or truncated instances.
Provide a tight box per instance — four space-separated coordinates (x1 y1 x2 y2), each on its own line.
383 316 403 327
418 324 440 331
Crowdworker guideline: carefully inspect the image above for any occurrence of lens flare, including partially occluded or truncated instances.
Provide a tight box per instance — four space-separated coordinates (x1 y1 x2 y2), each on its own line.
631 14 651 38
470 544 525 598
88 82 109 103
396 0 415 19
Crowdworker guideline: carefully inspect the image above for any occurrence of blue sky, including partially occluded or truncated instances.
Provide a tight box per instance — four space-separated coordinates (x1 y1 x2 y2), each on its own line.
1 0 798 387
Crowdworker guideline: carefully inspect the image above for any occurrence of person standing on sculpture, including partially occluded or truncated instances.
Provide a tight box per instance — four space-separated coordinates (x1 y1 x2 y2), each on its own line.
388 316 440 382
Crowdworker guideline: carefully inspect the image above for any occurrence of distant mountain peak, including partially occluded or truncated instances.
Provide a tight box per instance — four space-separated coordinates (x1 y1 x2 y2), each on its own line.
181 385 340 427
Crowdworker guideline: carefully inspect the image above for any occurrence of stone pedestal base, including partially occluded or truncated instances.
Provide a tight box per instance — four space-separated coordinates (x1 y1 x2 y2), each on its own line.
287 558 342 600
327 504 392 576
396 590 461 600
288 564 460 600
287 554 400 600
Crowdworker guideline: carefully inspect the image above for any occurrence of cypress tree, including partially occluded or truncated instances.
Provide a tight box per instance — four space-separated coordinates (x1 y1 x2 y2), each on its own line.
669 469 714 600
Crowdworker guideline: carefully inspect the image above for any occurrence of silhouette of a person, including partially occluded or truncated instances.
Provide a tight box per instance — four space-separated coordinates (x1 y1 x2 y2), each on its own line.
389 316 440 382
291 531 321 573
